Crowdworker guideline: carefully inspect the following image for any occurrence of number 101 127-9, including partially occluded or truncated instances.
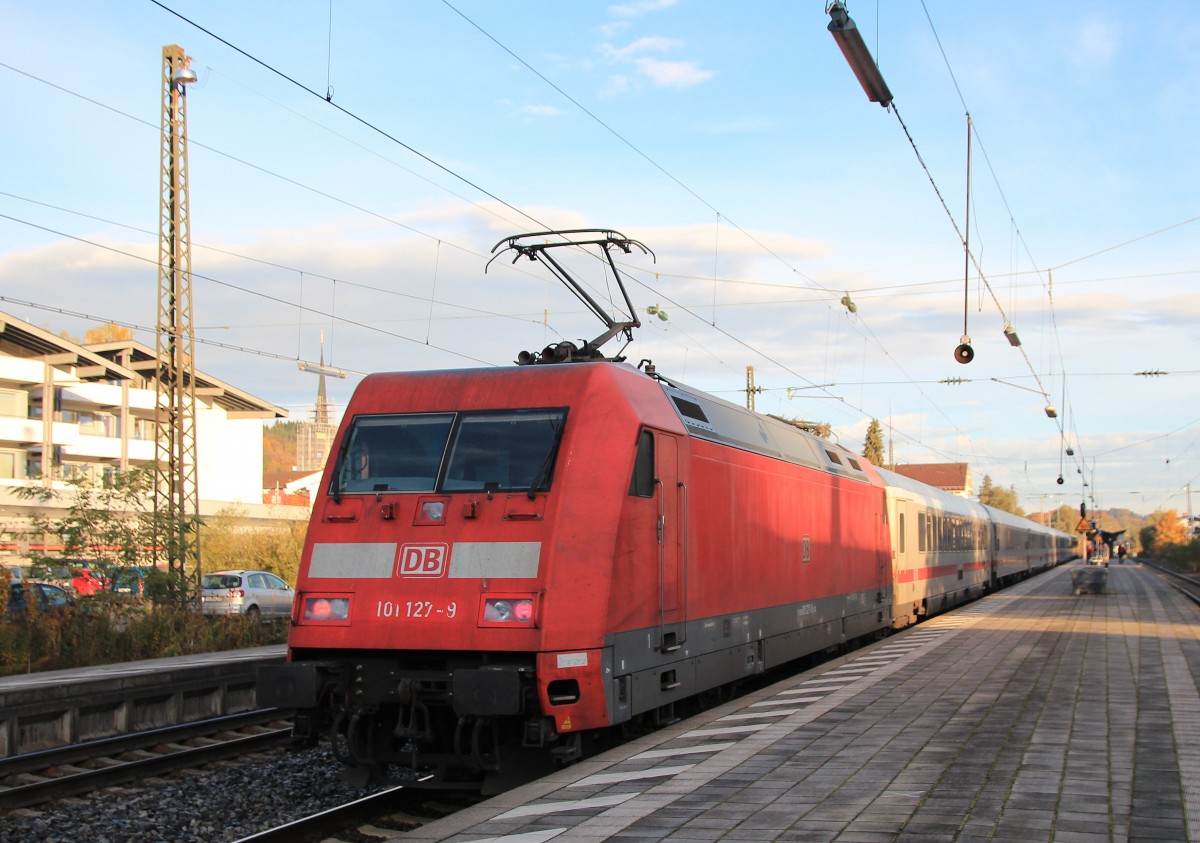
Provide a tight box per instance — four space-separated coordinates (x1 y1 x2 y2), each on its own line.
376 600 457 619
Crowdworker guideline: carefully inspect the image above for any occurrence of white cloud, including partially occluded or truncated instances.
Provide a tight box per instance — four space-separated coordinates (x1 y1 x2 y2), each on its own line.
633 57 714 88
643 223 825 263
601 35 713 90
697 116 779 136
598 74 634 99
517 104 567 117
603 35 683 61
608 0 677 18
1072 17 1120 67
496 97 564 118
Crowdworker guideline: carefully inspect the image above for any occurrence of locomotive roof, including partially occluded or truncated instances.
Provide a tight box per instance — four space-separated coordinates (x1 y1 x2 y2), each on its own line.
349 363 874 484
656 378 875 484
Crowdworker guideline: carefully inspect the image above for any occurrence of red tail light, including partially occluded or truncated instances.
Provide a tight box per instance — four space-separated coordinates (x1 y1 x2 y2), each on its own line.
302 595 350 623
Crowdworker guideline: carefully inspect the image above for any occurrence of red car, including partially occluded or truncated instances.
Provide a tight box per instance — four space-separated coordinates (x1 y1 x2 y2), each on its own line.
71 568 106 596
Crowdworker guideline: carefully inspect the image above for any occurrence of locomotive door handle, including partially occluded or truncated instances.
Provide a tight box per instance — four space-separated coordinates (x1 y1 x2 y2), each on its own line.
655 478 666 638
655 477 676 652
677 481 688 646
655 478 665 545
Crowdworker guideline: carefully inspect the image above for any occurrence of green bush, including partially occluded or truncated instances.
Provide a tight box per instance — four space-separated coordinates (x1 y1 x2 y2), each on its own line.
0 597 287 677
3 474 302 675
1156 538 1200 573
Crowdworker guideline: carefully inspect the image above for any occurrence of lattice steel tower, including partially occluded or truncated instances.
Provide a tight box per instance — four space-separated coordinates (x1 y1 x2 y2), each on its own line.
155 45 200 590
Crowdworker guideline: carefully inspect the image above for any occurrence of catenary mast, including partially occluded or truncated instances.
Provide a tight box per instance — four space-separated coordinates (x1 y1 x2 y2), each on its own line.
154 45 200 594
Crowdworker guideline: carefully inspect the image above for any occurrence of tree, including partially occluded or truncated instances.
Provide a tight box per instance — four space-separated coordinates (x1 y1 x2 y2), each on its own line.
768 415 831 439
264 420 303 474
15 468 191 602
200 506 306 585
978 474 1025 516
1143 509 1190 555
1050 504 1079 534
862 419 885 465
84 323 134 343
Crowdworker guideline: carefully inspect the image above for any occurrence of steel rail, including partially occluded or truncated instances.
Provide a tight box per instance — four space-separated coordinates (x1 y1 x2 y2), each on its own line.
0 708 293 809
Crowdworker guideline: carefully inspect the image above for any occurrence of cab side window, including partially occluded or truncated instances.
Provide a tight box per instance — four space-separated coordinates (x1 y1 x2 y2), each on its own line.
629 430 655 497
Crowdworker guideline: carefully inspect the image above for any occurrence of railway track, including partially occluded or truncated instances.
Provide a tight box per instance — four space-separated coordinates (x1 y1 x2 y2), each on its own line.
0 708 293 810
233 786 483 843
1146 560 1200 605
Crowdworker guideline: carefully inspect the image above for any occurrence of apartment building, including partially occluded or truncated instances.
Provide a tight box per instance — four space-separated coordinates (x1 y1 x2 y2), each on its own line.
0 311 293 558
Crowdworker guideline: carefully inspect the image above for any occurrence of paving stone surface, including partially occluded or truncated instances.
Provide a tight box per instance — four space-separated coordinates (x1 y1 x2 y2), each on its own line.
403 564 1200 842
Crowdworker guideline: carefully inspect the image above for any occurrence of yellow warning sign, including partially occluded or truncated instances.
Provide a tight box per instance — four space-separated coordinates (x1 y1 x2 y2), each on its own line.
1075 518 1090 533
561 715 573 731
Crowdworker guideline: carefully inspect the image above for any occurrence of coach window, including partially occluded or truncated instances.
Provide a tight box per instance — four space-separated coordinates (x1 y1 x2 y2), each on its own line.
629 429 655 497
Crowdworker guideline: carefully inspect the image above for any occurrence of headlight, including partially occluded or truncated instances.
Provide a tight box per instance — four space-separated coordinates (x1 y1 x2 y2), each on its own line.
482 596 535 625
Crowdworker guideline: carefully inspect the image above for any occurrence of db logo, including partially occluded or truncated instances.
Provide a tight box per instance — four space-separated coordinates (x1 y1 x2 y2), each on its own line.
396 543 449 577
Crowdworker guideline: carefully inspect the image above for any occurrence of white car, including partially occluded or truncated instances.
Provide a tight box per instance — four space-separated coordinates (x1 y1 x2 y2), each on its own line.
201 570 295 618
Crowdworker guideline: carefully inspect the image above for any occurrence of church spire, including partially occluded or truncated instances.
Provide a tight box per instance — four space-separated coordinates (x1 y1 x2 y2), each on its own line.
314 331 330 426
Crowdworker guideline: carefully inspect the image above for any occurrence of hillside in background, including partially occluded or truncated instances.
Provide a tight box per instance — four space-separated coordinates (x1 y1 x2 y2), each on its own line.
263 421 300 475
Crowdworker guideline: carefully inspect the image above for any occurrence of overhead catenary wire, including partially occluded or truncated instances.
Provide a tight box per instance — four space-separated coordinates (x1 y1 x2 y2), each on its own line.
0 213 496 367
433 1 1013 470
2 6 1190 504
149 0 556 237
0 11 1069 486
0 293 367 376
0 192 558 331
28 4 976 470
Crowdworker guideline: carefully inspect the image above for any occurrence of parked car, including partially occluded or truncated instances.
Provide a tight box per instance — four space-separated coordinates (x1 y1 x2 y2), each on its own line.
2 564 31 585
71 568 107 596
7 581 76 617
110 566 147 596
200 570 295 618
38 560 107 596
15 562 76 594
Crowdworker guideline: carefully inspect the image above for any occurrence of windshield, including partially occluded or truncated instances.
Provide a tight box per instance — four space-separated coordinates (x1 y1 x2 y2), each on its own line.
333 408 566 495
337 413 454 493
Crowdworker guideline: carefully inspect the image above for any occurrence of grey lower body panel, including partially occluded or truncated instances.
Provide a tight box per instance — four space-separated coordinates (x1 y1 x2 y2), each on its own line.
604 589 890 724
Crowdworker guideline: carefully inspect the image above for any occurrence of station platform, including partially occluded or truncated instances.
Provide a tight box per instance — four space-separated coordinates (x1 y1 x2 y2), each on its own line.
0 644 284 756
402 562 1200 842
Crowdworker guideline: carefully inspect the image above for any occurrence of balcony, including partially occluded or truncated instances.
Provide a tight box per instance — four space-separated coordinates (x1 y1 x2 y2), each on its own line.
0 416 80 446
62 436 155 462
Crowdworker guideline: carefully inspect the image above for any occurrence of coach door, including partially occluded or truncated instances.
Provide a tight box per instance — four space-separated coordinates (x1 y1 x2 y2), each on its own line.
988 522 999 590
892 498 917 620
655 431 687 652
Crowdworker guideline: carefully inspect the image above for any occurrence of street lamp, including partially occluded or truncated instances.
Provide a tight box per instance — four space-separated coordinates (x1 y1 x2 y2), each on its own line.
826 1 893 107
171 59 198 87
298 360 348 378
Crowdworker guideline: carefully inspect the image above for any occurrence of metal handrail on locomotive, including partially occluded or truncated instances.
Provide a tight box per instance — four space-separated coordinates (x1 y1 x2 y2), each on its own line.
258 230 1077 791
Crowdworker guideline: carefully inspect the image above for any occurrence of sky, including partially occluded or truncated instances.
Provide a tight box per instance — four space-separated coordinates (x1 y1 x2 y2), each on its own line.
1 0 1197 517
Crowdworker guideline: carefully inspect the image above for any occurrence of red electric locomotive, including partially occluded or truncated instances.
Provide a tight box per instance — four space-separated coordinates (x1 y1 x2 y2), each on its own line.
259 230 1075 789
262 360 898 788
